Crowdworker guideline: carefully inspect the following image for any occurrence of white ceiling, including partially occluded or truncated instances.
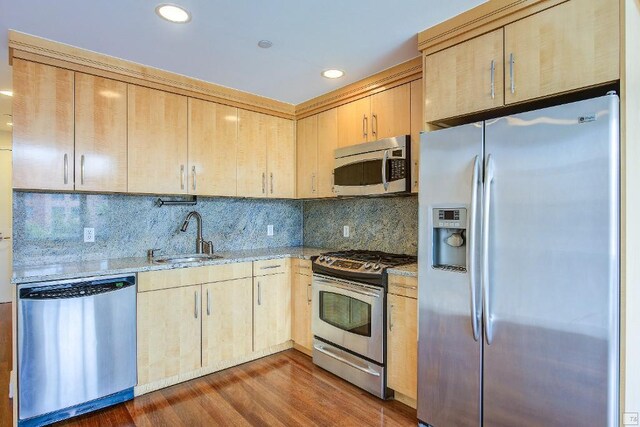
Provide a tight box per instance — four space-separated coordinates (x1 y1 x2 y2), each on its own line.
0 0 484 133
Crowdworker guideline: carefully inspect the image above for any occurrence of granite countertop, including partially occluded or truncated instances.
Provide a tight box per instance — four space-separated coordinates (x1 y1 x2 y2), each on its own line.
12 246 328 285
387 263 417 278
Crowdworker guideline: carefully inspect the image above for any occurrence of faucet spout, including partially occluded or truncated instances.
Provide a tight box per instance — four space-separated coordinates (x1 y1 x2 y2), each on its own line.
180 211 212 254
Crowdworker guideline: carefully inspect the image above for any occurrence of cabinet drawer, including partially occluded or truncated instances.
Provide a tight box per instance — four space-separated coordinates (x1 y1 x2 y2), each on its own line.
388 275 418 299
138 262 253 292
291 258 312 276
254 258 289 276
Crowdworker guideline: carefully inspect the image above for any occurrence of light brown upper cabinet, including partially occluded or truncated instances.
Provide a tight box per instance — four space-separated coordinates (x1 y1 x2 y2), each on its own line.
296 115 318 199
74 73 128 193
237 109 295 198
128 85 188 195
296 108 338 199
338 85 411 148
12 60 75 191
504 0 619 105
188 99 238 197
410 79 423 193
370 84 410 140
424 29 504 123
267 116 295 198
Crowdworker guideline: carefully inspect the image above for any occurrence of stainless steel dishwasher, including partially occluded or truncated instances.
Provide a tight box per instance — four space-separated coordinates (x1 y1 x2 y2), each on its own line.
17 275 137 426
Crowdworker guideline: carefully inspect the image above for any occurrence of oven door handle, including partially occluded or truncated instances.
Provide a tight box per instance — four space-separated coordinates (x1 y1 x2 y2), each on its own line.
313 343 381 377
314 276 382 298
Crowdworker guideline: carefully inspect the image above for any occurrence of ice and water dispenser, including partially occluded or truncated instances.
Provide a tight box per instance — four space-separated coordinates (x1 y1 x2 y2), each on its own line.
432 208 467 272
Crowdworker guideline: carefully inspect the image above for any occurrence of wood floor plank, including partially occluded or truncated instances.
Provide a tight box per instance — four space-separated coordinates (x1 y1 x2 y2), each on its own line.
0 300 416 427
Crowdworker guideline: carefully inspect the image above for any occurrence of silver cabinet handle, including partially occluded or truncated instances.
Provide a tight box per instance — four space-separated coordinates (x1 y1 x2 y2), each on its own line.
206 288 211 316
262 172 266 194
180 165 185 190
270 172 274 194
468 155 481 341
388 302 394 331
482 154 495 344
63 153 69 185
260 265 281 270
194 290 199 319
313 343 380 377
362 115 368 139
307 283 312 304
490 60 496 99
192 166 197 191
311 173 316 193
257 282 262 305
509 53 515 94
80 154 85 185
372 114 378 138
381 149 389 191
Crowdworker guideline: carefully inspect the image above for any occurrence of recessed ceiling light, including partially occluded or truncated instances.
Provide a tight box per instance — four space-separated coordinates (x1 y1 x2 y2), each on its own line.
0 90 12 97
321 69 345 79
258 40 273 49
155 3 191 23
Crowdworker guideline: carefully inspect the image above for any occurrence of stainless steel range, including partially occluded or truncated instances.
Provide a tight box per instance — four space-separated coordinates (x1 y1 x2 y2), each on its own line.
311 250 416 398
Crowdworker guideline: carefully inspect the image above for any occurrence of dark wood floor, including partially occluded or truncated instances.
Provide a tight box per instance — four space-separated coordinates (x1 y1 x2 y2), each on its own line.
0 303 416 427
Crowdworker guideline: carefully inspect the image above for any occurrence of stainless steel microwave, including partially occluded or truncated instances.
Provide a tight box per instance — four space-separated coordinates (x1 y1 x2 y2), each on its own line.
333 135 410 196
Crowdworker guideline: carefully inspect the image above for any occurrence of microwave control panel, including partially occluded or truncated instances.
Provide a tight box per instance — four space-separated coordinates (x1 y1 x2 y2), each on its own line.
389 159 407 180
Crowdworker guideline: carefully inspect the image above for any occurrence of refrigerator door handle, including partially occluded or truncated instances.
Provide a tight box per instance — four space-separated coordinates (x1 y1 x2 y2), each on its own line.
468 155 481 341
482 154 495 344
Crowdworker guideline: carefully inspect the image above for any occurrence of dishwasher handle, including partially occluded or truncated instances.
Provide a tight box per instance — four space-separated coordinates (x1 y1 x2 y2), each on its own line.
19 276 135 300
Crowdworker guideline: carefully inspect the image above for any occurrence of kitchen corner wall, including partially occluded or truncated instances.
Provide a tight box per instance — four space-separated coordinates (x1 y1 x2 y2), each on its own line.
12 192 303 266
12 192 418 266
303 195 418 255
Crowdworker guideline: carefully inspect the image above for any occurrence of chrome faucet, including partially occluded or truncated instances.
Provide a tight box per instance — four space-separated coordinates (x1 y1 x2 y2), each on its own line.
180 211 214 255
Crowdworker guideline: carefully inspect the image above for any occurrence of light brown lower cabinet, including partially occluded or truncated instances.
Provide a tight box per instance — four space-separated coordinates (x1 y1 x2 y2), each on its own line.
137 284 202 385
387 286 418 403
254 272 292 352
292 265 313 352
202 278 253 368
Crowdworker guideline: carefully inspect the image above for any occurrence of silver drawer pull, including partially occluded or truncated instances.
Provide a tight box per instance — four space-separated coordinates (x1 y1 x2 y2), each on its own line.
389 283 417 290
314 343 380 377
260 265 281 270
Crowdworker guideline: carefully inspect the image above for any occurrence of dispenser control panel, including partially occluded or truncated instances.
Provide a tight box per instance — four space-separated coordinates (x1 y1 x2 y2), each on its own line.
432 208 467 229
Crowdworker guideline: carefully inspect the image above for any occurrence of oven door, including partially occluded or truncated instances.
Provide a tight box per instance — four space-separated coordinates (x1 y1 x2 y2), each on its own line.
312 274 385 363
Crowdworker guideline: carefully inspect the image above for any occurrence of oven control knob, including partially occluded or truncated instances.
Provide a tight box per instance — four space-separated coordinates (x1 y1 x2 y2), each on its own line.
326 257 332 262
319 256 325 262
364 263 372 269
373 264 381 270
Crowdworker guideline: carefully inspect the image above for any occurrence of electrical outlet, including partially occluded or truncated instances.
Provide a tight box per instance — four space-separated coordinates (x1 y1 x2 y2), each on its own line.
624 413 639 425
343 226 350 238
267 224 274 237
84 227 95 243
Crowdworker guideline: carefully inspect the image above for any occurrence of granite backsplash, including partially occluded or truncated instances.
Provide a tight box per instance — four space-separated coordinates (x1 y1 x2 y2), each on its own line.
12 192 419 266
303 195 418 255
12 192 303 266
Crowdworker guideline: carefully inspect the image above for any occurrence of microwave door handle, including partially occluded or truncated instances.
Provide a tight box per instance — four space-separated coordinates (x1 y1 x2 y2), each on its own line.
382 149 389 191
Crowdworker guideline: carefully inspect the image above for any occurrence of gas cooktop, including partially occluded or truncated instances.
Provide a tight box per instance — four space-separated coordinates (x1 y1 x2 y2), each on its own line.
312 250 417 286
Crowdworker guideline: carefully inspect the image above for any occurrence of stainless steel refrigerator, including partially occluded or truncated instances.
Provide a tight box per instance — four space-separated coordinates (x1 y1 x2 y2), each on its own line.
417 93 619 427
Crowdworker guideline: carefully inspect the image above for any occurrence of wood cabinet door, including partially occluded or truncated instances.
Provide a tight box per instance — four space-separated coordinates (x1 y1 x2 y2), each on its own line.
128 85 188 194
370 84 410 140
296 115 318 199
202 278 253 368
337 96 371 147
188 98 238 196
254 273 291 352
12 60 74 191
504 0 619 105
410 79 423 193
424 29 504 123
387 293 418 401
237 109 268 197
292 272 312 351
267 116 295 198
137 285 202 385
74 73 127 193
317 108 338 198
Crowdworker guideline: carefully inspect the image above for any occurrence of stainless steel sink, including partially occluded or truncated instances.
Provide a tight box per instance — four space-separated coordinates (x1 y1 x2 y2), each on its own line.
151 254 223 264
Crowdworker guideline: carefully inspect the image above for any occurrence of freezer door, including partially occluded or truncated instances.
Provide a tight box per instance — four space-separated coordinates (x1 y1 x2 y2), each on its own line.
418 123 483 426
482 94 619 426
